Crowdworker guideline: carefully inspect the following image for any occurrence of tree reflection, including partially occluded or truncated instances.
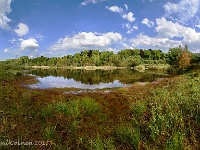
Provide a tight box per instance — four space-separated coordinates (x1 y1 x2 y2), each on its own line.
29 69 166 85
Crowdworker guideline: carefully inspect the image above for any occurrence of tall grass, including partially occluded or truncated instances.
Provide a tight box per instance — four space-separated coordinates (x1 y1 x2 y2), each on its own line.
39 97 102 147
89 135 116 150
41 97 101 119
113 124 140 149
130 70 200 149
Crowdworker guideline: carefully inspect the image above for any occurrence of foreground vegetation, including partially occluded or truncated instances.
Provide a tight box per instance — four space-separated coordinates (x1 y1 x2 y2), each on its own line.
0 63 200 150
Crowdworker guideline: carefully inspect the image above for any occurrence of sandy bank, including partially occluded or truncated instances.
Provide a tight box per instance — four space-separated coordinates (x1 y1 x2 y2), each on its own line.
30 66 126 70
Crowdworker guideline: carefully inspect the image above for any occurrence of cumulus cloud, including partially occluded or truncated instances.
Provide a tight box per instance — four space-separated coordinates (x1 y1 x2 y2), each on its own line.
20 38 39 51
141 18 154 28
81 0 106 6
156 17 200 42
0 0 12 30
122 12 135 22
50 32 122 51
106 6 123 13
131 34 182 51
14 23 29 36
128 17 200 52
163 0 200 24
3 38 39 57
155 17 200 52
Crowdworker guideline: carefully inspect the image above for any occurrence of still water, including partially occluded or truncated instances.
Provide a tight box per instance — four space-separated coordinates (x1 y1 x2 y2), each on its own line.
28 69 167 89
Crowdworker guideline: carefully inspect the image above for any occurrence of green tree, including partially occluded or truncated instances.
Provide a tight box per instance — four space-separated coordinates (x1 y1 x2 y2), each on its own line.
118 49 132 59
191 53 200 65
18 56 29 66
153 50 162 60
91 50 100 66
166 46 183 67
143 50 152 60
99 51 114 66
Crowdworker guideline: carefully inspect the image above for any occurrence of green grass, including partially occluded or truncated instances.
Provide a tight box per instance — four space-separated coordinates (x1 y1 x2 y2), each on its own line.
41 97 101 119
129 70 200 149
144 64 170 70
114 123 140 149
43 124 56 141
89 134 116 150
166 131 185 150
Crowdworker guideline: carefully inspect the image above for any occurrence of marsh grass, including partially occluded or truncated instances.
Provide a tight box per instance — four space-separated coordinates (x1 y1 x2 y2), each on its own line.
166 131 185 150
43 124 56 141
113 123 140 149
41 97 101 119
39 97 103 148
89 135 116 150
129 70 200 149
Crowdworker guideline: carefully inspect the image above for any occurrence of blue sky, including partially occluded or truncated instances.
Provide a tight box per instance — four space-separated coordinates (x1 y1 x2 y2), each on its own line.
1 0 200 60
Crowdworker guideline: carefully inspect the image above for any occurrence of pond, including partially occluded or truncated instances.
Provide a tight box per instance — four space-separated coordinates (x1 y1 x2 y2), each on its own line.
28 68 167 89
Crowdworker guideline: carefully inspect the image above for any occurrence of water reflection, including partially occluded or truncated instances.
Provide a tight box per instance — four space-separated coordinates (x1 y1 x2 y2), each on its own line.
30 76 125 89
28 69 167 89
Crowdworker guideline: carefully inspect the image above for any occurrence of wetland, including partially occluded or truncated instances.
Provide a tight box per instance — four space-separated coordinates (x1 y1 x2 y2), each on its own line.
0 47 200 149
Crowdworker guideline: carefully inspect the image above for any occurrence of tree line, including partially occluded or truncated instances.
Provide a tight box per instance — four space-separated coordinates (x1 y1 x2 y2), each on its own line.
5 49 166 67
2 46 200 72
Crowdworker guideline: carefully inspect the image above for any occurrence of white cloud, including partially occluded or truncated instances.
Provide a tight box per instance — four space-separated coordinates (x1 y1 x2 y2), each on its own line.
156 18 200 42
123 23 138 34
142 0 154 2
0 0 12 30
163 0 200 24
14 23 29 36
122 12 135 22
124 4 128 11
20 38 39 51
131 34 182 51
133 26 138 30
155 17 200 52
106 47 115 52
50 32 122 51
9 39 17 43
106 5 136 25
106 6 123 13
195 24 200 28
81 0 106 6
4 48 10 52
141 18 154 28
128 17 200 52
35 34 45 40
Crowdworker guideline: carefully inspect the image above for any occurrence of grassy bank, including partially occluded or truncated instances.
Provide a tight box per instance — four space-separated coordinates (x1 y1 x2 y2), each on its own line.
0 66 199 149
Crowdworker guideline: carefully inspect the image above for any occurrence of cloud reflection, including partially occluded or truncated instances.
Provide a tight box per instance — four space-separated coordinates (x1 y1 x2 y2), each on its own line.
29 76 125 89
